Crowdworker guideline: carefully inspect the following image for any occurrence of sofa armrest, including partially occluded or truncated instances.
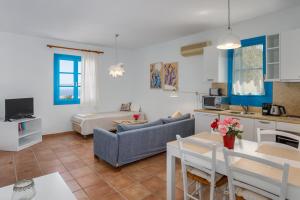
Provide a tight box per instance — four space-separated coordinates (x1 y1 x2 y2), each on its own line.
93 128 119 167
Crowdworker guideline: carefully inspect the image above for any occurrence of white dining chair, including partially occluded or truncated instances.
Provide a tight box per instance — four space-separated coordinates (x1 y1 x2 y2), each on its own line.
257 128 300 150
176 135 227 200
223 148 290 200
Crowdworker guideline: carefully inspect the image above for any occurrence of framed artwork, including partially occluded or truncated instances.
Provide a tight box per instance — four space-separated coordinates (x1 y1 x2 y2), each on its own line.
150 62 163 89
163 62 178 91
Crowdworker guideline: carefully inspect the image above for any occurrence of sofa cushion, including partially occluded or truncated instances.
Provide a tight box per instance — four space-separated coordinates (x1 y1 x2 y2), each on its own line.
117 119 163 132
171 111 182 118
161 113 191 124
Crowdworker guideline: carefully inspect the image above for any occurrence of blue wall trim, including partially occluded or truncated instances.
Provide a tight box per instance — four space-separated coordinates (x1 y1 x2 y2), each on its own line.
228 36 273 107
54 53 81 105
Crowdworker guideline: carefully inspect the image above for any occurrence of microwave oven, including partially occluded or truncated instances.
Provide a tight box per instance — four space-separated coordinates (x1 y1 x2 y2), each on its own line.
202 96 229 110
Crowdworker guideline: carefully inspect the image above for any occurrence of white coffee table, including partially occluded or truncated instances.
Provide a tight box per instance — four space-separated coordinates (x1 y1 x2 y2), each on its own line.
113 119 148 125
0 173 76 200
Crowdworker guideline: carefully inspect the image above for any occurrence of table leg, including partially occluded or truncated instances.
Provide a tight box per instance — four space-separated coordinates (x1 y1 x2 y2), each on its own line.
167 151 176 200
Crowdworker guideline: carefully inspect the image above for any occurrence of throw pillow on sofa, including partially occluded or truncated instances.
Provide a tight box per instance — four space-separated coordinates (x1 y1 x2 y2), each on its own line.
161 113 191 124
171 111 182 118
117 119 163 132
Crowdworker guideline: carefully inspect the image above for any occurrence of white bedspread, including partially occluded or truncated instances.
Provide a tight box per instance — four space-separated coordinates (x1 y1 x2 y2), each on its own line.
72 111 143 135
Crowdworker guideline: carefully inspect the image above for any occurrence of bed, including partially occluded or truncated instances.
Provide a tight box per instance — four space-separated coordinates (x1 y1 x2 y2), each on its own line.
72 111 144 136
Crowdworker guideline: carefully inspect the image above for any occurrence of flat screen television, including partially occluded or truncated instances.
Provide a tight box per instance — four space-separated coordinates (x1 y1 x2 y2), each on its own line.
5 98 34 121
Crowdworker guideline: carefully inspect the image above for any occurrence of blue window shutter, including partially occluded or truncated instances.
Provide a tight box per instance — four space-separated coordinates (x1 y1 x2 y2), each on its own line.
53 53 81 105
227 36 273 107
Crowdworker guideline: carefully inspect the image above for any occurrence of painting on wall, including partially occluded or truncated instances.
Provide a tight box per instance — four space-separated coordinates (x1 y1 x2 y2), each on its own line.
150 62 163 89
163 62 178 91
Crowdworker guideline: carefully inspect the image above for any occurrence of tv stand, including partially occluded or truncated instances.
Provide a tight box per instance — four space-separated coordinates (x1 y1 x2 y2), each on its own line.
5 115 36 122
0 117 42 151
25 115 35 119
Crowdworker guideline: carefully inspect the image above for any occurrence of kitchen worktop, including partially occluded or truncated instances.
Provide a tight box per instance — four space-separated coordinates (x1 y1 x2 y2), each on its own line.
194 109 300 124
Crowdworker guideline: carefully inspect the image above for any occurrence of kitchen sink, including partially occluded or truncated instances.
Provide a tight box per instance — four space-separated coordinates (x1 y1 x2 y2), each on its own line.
229 111 242 114
228 111 255 115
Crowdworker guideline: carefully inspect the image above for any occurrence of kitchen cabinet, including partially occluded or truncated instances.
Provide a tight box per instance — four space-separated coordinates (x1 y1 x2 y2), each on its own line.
254 119 276 142
266 34 280 81
196 110 300 141
203 46 227 83
220 115 255 141
194 112 218 133
276 122 300 134
281 28 300 81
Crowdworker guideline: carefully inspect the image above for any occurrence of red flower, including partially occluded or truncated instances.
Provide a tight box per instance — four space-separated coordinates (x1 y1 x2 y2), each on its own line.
210 118 219 130
133 114 140 120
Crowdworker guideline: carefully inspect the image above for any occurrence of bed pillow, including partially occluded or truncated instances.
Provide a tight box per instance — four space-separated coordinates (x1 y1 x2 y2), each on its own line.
161 113 191 124
117 119 163 132
120 102 131 111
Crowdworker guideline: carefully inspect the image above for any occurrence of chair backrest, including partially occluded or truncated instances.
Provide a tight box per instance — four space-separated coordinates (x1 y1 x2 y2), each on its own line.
176 135 217 182
223 148 289 200
257 128 300 150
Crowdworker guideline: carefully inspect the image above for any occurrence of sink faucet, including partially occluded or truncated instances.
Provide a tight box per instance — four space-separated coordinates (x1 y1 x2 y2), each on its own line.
241 104 249 114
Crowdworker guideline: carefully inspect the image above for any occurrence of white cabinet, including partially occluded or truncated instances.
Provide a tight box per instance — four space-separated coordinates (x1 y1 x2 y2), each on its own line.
196 111 300 141
254 119 276 142
276 122 300 133
194 112 219 133
220 115 255 141
254 119 276 130
281 28 300 81
0 118 42 151
266 34 280 81
203 46 227 83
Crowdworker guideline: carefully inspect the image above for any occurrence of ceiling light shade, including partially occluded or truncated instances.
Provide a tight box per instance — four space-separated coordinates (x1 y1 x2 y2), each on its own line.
217 30 241 50
109 34 125 77
217 0 241 50
108 63 125 78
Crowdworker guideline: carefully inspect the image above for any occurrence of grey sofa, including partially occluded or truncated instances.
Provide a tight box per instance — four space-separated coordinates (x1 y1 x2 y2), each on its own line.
93 117 195 167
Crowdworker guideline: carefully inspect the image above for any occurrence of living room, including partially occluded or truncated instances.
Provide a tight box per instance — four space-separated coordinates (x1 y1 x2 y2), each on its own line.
1 0 300 200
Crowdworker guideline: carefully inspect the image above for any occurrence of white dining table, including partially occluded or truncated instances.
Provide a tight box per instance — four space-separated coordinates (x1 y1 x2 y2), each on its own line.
166 132 300 200
0 173 76 200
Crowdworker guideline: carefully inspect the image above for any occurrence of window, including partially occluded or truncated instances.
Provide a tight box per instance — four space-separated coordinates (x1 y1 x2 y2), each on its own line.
232 44 264 95
54 54 81 105
228 36 272 106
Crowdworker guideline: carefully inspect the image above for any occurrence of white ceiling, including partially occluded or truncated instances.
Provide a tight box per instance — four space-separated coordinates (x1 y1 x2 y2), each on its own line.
0 0 299 48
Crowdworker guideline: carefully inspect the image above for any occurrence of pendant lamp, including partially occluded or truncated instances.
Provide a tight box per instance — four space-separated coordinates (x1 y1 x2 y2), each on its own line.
217 0 241 50
109 34 125 78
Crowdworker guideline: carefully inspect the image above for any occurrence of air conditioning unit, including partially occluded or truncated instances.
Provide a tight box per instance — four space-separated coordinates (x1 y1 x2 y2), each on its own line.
181 41 211 57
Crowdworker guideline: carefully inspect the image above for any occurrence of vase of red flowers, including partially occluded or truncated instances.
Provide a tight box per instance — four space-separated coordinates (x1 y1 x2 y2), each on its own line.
211 117 243 149
133 114 140 121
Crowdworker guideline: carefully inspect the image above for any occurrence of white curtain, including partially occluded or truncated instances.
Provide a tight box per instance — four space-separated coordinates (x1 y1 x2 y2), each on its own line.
232 44 265 95
81 52 99 106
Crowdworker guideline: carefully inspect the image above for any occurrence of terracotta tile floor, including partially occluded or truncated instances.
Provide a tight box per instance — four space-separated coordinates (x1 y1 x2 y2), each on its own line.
0 132 225 200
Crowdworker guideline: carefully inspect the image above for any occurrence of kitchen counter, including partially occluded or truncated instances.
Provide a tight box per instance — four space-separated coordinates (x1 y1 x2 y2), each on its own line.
194 109 300 124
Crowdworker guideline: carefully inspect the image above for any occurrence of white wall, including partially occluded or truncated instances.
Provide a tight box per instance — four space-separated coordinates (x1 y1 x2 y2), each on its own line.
2 5 300 133
0 32 137 134
134 5 300 121
134 40 211 121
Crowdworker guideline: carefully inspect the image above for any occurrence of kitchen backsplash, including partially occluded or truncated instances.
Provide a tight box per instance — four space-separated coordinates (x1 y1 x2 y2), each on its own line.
273 82 300 116
211 82 300 116
211 82 228 96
